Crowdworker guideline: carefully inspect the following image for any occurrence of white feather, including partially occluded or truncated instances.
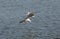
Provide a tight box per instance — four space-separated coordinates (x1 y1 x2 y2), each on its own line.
26 18 31 22
26 12 31 15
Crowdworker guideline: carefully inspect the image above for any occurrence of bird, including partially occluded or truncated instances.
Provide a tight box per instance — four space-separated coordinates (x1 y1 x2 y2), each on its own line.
19 12 35 24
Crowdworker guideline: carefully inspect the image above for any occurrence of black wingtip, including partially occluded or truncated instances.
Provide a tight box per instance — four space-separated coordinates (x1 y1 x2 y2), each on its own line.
19 20 25 23
19 21 23 23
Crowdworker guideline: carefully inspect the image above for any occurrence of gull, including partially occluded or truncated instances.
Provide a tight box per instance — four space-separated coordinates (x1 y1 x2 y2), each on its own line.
19 12 35 24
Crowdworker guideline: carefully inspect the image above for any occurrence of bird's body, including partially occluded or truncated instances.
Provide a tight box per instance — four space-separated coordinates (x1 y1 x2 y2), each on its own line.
19 12 35 24
19 18 31 23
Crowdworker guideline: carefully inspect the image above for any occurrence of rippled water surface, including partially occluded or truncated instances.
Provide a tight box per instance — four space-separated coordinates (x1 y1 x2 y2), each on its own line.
0 0 60 39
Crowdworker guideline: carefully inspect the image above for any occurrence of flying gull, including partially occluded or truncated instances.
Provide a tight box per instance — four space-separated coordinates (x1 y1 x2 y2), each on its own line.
19 12 35 24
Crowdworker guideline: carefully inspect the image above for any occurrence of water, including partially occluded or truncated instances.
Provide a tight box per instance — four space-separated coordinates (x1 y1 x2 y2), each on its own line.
0 0 60 39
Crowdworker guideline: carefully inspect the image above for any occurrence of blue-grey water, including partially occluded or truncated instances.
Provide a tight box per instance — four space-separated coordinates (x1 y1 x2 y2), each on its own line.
0 0 60 39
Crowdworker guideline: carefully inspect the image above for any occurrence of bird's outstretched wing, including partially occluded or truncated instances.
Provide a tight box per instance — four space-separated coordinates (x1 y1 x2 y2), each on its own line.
25 12 34 19
19 19 25 23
